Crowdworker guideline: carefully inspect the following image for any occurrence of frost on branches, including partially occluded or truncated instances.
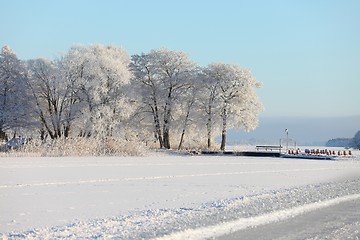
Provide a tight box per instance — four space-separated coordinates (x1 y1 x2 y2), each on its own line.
26 45 133 140
130 48 197 149
1 44 263 152
62 45 133 139
27 58 70 140
204 63 263 150
0 46 30 140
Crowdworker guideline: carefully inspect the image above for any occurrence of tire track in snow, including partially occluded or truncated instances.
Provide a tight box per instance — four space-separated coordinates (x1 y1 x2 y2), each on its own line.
0 161 290 169
0 167 356 189
154 193 360 240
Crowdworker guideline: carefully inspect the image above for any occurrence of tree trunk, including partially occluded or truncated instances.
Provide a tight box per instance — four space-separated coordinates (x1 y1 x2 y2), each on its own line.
156 128 164 149
178 129 186 150
40 128 45 141
153 113 164 148
151 102 164 148
163 109 171 149
178 101 193 150
220 108 227 151
207 122 212 148
0 127 8 141
64 125 70 138
206 106 212 148
178 113 188 150
163 87 172 149
163 128 170 149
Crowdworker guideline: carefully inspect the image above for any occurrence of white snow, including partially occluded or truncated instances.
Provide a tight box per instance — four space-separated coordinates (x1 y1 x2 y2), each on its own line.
155 193 360 240
1 149 360 239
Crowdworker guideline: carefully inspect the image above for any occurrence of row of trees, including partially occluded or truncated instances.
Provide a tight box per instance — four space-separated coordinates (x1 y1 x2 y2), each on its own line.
354 131 360 149
0 44 263 150
326 131 360 149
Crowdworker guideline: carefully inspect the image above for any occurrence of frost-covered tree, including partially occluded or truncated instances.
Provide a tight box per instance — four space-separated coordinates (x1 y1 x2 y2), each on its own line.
63 45 133 139
176 87 197 149
173 76 203 149
155 49 197 149
199 68 221 148
27 58 77 139
130 52 164 147
27 45 133 140
205 63 263 150
1 44 264 151
131 48 197 149
0 46 30 140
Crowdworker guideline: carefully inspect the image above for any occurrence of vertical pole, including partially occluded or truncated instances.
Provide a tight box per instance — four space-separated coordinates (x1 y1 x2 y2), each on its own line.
285 129 289 154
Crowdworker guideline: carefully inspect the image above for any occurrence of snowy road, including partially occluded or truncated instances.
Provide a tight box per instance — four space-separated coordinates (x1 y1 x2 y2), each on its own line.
157 193 360 240
1 152 360 239
219 197 360 240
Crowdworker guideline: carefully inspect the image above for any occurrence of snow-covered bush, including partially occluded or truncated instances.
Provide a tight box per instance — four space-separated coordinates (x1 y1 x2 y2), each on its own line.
0 137 148 157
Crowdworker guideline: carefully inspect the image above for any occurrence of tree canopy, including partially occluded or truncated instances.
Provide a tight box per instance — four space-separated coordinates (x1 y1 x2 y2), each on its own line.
0 44 263 150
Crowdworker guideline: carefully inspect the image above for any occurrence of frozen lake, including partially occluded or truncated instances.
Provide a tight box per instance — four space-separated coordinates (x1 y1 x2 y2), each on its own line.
1 150 360 239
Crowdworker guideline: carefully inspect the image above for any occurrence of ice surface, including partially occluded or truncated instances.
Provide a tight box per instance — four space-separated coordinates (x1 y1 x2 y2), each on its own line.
0 149 359 239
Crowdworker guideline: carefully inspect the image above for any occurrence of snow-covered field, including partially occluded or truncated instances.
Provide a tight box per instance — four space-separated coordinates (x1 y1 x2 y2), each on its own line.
1 149 360 239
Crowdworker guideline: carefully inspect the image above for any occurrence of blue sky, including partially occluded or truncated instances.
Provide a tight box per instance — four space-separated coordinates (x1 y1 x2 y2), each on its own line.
1 0 360 118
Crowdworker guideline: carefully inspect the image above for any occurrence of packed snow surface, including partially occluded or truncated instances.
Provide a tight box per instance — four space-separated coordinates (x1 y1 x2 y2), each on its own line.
1 149 360 239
